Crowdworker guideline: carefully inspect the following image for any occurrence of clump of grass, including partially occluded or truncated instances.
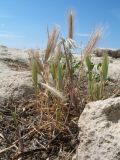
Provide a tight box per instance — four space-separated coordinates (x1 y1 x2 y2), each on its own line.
27 14 111 159
28 12 82 133
29 12 107 128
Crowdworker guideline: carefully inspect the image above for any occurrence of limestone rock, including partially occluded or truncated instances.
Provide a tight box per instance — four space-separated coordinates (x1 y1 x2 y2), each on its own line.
0 45 42 63
76 97 120 160
0 70 33 106
0 46 29 63
0 46 33 107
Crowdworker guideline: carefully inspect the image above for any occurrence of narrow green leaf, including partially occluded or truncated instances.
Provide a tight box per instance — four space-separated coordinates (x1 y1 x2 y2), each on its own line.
86 56 94 72
58 63 64 90
11 112 17 126
102 53 109 81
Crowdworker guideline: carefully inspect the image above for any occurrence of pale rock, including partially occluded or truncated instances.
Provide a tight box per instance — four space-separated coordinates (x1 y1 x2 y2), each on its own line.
0 46 33 106
76 97 120 160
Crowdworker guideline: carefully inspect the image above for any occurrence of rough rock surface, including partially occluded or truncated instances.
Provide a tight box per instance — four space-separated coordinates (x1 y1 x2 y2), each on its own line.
0 45 29 62
76 97 120 160
0 46 33 107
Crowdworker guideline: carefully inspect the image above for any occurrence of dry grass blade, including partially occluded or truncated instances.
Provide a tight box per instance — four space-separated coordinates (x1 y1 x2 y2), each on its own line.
83 27 103 57
45 27 59 62
47 25 50 39
0 144 16 154
31 58 38 89
33 52 44 73
54 43 62 60
68 11 74 39
40 82 66 101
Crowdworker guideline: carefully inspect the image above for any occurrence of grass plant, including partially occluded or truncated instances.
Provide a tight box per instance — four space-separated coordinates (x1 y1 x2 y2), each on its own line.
29 12 108 126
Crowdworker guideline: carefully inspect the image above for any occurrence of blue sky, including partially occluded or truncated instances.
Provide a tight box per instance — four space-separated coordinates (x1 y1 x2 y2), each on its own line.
0 0 120 49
